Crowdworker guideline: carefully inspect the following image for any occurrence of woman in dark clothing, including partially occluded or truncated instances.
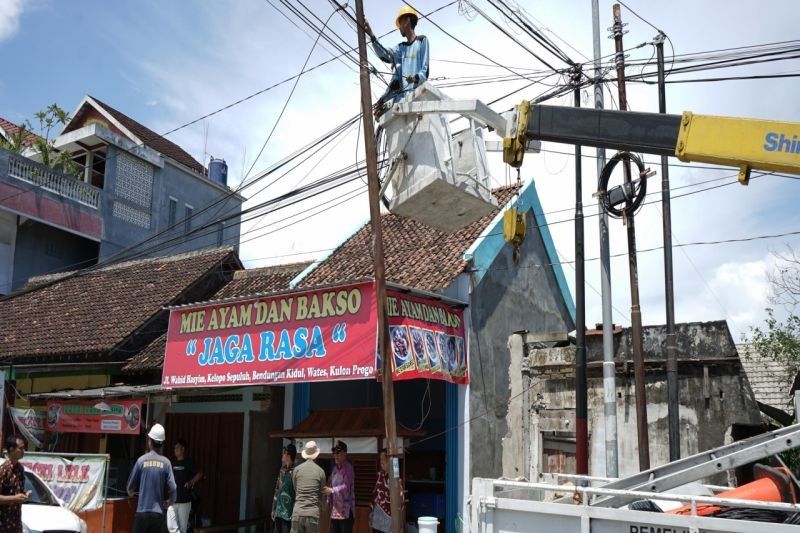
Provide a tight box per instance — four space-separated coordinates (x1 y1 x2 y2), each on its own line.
271 444 297 533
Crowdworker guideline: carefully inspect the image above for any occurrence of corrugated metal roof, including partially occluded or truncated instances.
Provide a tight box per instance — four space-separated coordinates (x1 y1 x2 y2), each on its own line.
738 343 795 411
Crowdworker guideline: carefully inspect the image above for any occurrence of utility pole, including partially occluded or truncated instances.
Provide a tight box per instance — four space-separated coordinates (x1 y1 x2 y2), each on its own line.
656 31 680 462
592 0 618 479
612 3 650 471
354 1 403 530
573 67 588 477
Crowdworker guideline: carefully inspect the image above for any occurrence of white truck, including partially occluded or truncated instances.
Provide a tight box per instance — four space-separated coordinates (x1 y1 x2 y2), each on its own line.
470 423 800 532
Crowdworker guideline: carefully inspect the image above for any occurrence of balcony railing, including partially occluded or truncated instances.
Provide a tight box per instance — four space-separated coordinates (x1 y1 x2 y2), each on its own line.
7 155 100 209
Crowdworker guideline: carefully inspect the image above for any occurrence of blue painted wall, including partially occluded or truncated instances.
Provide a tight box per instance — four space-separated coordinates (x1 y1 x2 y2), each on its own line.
466 187 575 480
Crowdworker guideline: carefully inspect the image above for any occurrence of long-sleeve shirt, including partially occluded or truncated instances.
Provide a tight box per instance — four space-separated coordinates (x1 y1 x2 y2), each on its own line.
126 450 177 514
371 35 430 104
328 460 355 520
272 463 295 521
292 459 326 519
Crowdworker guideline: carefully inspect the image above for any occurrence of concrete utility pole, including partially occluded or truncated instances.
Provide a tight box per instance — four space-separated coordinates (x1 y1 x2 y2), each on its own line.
656 31 681 462
592 0 619 479
354 1 403 530
612 3 650 471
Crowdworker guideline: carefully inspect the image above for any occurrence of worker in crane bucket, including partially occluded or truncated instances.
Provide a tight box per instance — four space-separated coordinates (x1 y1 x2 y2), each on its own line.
364 6 430 118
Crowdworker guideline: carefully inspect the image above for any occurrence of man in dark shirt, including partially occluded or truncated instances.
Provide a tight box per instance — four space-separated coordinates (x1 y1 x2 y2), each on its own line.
168 438 203 533
127 424 177 533
0 436 30 533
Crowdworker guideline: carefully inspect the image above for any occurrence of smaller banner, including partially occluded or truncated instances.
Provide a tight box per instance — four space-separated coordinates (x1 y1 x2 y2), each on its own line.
383 289 468 384
45 400 142 435
9 407 46 449
21 453 106 512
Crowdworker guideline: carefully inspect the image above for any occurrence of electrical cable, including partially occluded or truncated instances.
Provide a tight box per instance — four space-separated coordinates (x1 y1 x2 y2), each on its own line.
399 0 545 83
242 5 343 182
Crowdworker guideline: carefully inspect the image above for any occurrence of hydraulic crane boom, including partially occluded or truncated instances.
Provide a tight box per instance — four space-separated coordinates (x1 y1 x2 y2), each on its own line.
503 103 800 184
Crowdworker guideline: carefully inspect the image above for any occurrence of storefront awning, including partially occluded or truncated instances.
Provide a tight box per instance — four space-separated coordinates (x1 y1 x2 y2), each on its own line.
28 384 165 401
270 407 424 438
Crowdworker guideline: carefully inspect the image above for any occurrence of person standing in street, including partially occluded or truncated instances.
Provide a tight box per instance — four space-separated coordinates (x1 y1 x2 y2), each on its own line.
0 436 30 533
272 443 297 533
127 424 177 533
291 441 329 533
168 438 203 533
370 449 403 533
364 6 430 117
328 440 355 533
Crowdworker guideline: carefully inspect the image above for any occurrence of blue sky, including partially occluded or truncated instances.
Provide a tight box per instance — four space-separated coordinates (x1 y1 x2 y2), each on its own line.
2 0 800 339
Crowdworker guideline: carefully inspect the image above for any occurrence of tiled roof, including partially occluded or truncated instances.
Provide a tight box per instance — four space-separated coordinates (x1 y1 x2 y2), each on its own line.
0 117 43 146
738 343 795 411
89 97 205 174
122 262 310 372
0 247 238 362
213 262 311 300
298 185 519 292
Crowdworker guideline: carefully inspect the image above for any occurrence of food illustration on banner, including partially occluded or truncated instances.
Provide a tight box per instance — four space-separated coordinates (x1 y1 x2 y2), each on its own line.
390 326 415 374
409 327 429 371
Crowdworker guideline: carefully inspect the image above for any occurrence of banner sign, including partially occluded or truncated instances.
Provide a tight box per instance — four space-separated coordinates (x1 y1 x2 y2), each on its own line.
9 407 46 449
21 453 106 512
162 283 379 388
384 289 468 384
45 400 142 435
161 282 468 388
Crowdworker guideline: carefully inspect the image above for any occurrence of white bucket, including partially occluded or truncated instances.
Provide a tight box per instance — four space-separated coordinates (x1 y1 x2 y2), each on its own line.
417 516 439 533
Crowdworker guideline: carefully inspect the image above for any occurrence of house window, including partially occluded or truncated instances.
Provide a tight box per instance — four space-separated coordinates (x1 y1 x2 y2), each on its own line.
184 205 194 234
168 197 178 227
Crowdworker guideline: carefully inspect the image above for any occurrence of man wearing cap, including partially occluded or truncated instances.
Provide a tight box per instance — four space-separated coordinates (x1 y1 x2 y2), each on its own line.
291 441 329 533
328 440 355 533
127 423 177 533
364 6 430 117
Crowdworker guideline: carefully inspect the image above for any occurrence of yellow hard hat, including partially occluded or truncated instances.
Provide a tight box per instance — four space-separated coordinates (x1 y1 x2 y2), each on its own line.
395 6 418 28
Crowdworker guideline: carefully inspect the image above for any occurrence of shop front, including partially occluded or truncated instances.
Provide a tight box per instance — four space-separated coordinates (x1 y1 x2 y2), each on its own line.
162 280 469 531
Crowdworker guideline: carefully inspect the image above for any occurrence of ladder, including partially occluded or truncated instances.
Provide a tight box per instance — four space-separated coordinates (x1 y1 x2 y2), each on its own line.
591 422 800 508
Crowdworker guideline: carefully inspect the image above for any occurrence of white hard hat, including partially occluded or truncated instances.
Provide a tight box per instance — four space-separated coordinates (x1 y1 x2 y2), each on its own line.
147 423 166 442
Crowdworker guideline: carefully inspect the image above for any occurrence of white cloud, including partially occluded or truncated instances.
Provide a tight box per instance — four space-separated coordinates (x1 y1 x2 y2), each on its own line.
0 0 23 41
93 0 800 337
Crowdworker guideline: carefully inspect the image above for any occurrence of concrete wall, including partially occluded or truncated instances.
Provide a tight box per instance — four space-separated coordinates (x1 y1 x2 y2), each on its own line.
12 218 99 287
0 145 241 288
99 148 242 260
465 207 574 480
508 321 763 481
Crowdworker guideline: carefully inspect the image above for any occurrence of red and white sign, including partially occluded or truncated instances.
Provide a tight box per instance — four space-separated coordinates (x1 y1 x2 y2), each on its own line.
162 283 378 388
45 400 142 435
161 282 468 389
385 289 468 384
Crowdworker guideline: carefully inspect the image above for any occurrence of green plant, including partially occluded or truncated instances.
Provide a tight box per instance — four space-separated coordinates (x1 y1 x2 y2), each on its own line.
27 103 80 179
0 123 28 154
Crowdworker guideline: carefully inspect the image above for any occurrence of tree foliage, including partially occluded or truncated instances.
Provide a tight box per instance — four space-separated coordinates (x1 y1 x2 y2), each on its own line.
0 103 79 178
748 246 800 371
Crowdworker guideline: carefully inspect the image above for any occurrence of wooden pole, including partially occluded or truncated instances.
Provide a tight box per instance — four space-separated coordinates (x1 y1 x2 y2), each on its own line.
353 2 403 531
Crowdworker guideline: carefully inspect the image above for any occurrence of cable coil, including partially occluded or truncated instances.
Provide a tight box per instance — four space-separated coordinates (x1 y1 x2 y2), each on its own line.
598 151 649 218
